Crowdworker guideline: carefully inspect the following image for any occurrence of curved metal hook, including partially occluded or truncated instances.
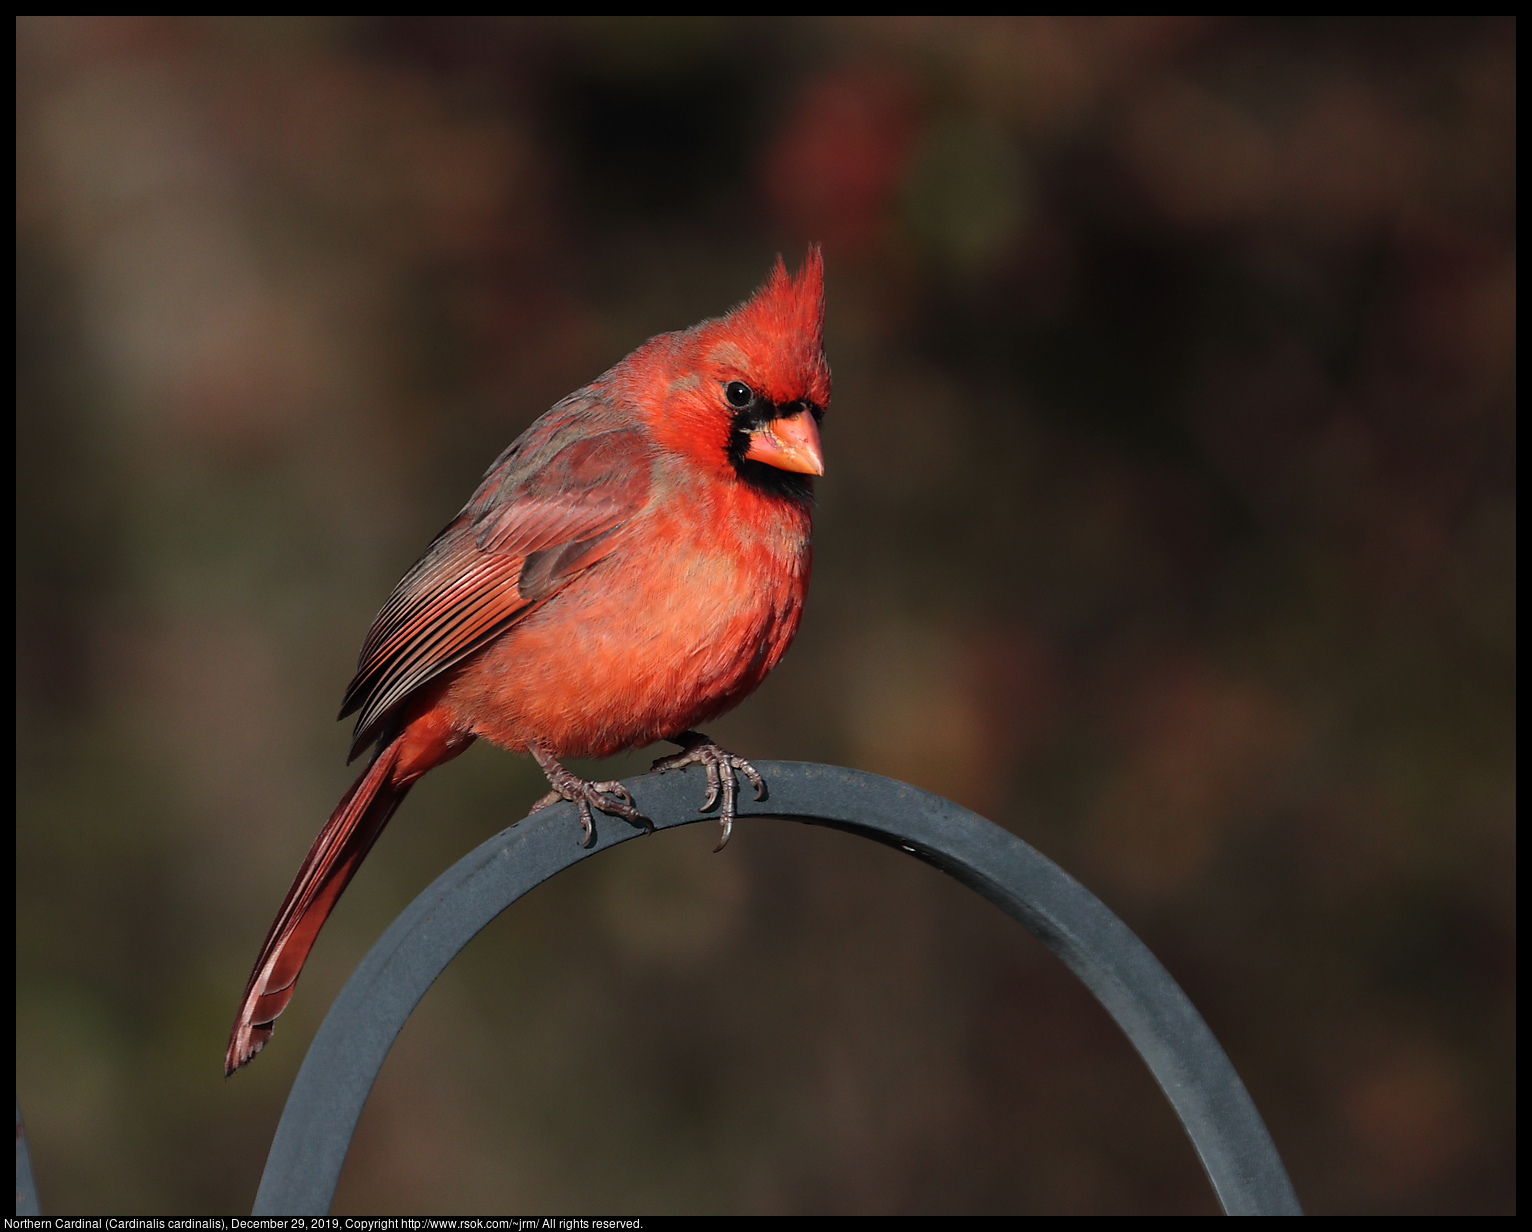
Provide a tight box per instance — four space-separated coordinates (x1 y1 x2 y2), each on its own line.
252 762 1301 1216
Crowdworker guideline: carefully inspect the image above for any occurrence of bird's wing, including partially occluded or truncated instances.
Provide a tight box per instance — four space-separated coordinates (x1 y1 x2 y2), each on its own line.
340 423 653 756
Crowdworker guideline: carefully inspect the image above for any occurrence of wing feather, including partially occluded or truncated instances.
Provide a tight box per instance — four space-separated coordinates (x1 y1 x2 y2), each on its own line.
340 414 653 756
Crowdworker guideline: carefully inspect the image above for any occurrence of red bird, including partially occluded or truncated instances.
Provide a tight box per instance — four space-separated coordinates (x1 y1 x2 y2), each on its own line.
225 250 829 1075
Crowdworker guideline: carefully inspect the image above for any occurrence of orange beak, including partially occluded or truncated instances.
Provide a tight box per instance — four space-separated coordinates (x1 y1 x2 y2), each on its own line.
744 408 825 476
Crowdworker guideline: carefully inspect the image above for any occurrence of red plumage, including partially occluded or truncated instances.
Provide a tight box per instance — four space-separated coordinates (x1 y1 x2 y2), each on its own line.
226 250 830 1075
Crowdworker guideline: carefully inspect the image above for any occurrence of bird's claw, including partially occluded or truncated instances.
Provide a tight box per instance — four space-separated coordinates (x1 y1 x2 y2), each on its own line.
650 731 765 852
527 746 651 845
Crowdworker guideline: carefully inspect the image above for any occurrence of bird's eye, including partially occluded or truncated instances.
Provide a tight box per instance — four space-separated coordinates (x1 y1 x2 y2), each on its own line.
724 381 753 408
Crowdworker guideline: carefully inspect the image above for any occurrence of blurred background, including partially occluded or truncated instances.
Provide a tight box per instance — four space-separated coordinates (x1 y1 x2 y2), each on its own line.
16 16 1514 1215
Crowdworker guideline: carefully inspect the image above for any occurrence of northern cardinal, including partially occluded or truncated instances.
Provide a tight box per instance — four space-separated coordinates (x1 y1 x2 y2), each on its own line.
225 250 829 1075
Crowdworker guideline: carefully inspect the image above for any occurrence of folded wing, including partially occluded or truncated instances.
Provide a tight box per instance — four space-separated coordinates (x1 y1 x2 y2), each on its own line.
340 423 653 756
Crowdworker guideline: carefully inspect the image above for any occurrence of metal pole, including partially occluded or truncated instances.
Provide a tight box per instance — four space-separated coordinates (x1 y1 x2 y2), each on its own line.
16 1104 41 1216
253 761 1302 1216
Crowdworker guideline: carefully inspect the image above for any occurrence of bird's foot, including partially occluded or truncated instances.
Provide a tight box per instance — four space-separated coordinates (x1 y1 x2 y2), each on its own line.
528 744 651 846
650 731 765 852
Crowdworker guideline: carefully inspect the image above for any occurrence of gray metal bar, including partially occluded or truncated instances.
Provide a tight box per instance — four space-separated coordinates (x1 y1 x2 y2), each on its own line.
16 1103 41 1216
252 761 1302 1215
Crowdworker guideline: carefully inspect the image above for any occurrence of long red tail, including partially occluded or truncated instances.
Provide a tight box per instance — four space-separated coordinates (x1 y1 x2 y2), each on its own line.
225 735 412 1076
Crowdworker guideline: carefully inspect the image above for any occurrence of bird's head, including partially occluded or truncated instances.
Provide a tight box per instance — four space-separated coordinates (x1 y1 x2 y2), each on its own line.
616 247 831 500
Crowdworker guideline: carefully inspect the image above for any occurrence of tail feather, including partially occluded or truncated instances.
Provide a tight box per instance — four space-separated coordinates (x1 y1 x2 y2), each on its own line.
225 736 412 1076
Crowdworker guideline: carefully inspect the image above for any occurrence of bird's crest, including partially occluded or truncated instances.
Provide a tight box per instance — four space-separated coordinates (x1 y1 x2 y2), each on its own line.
708 246 831 407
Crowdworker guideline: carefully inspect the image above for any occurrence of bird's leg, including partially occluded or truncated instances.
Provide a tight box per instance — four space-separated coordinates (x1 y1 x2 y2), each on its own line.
527 742 651 846
650 731 766 852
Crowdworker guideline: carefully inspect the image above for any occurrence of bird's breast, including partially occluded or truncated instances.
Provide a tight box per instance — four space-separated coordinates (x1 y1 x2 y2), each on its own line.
444 490 812 759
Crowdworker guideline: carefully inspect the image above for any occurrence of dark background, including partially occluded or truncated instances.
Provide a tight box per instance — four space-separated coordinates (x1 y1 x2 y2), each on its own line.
16 16 1514 1215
